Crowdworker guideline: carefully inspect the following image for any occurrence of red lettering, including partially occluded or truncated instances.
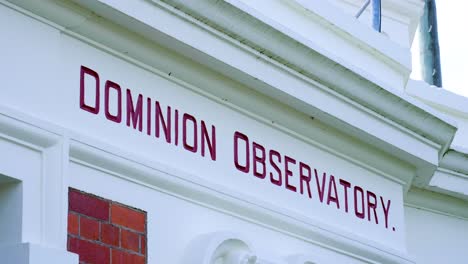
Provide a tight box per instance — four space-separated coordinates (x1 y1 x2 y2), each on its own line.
78 69 394 224
299 162 312 199
314 169 326 202
326 175 340 209
156 101 171 143
269 150 282 186
284 156 297 192
104 80 122 123
201 121 216 161
80 66 100 114
354 186 365 219
380 196 391 229
174 109 179 146
253 143 266 179
339 179 351 213
183 114 197 153
367 191 378 224
234 132 249 173
146 97 151 135
126 89 143 131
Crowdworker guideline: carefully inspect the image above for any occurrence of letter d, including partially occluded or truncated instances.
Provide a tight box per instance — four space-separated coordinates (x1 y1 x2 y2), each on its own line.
80 65 100 114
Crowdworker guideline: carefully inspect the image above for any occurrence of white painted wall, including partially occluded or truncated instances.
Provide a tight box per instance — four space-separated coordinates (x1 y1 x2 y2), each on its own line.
69 160 366 264
0 1 407 253
0 0 417 262
405 206 468 264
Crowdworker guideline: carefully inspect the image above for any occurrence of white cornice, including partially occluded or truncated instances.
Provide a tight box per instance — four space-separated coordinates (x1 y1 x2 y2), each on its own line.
406 80 468 200
439 151 468 176
4 0 457 190
406 79 468 118
0 0 418 187
405 188 468 220
431 153 468 201
146 0 455 152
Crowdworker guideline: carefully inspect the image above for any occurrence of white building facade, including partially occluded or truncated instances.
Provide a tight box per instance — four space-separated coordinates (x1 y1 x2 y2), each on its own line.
0 0 466 263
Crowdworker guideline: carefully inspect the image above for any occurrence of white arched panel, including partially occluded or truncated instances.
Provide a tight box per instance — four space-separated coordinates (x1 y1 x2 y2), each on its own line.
183 232 257 264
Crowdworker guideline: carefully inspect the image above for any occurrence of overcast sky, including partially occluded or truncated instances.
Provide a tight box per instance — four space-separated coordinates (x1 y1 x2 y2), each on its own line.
411 1 468 97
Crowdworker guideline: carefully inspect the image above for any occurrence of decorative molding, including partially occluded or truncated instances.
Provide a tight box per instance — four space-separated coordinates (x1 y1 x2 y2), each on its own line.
183 232 256 264
428 167 468 201
0 243 78 264
3 0 457 188
406 79 468 119
152 0 454 150
440 150 468 176
183 232 397 264
405 188 468 220
81 0 454 184
406 80 468 200
0 109 75 261
1 0 427 189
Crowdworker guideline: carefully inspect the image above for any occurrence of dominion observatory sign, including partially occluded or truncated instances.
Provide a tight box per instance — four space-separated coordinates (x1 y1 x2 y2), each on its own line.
80 65 399 237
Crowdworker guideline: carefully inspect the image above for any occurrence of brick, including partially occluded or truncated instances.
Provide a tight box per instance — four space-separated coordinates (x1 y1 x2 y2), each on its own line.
102 223 120 247
69 189 109 221
68 237 110 264
68 212 79 236
121 229 140 253
140 235 146 255
111 203 145 232
112 249 145 264
80 216 100 241
68 189 147 263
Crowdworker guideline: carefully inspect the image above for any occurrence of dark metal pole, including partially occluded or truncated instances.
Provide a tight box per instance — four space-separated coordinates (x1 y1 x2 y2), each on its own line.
419 0 442 87
371 0 382 32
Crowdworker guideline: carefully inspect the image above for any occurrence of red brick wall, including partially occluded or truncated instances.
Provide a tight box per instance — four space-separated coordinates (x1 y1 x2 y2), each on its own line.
68 188 147 264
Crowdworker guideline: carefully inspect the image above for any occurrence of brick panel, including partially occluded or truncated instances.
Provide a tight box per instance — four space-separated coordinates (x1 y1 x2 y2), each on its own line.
69 237 110 264
141 236 147 256
69 189 110 221
121 229 140 253
80 216 100 240
102 223 120 247
68 212 79 236
111 203 146 233
68 188 147 264
112 249 146 264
